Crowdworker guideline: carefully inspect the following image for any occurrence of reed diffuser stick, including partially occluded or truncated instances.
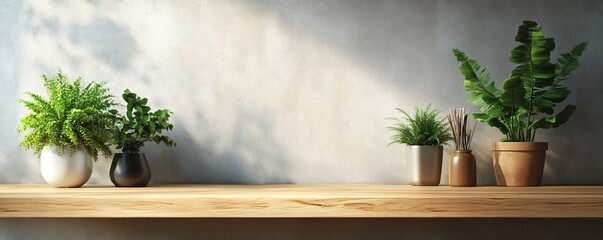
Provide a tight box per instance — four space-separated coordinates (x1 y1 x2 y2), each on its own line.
447 108 476 150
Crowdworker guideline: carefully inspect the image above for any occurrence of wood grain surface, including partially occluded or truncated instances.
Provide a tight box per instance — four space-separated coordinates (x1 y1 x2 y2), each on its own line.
0 184 602 218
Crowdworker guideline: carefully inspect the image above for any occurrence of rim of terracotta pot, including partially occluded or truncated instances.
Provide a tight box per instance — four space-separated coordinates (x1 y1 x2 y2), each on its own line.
490 142 548 151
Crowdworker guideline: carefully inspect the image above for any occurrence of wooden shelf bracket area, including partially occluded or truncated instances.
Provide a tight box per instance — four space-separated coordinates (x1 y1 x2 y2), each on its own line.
1 184 602 218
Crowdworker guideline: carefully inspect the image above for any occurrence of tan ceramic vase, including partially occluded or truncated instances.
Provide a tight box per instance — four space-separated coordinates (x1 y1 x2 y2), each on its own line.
491 142 548 187
448 150 476 187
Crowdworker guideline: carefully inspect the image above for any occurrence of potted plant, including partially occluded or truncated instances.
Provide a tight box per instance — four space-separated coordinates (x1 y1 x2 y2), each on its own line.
110 89 176 187
389 106 452 186
453 20 587 186
18 70 116 187
447 108 477 187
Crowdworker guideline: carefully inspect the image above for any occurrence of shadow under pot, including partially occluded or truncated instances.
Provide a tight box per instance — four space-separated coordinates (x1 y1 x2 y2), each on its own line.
407 145 443 186
110 153 151 187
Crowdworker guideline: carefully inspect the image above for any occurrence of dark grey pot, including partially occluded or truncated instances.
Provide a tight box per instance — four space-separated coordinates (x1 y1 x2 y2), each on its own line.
110 153 151 187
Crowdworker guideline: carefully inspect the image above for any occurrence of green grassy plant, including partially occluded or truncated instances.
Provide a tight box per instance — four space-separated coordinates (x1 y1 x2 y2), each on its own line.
389 106 452 146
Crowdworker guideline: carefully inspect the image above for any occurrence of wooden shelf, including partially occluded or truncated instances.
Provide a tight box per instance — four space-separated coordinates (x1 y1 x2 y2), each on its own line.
1 184 602 218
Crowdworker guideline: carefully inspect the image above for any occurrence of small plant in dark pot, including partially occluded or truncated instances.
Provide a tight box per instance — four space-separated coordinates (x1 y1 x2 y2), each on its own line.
110 89 176 187
389 106 452 186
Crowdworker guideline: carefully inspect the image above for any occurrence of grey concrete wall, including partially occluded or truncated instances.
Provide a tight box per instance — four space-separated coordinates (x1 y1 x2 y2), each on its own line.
1 0 602 239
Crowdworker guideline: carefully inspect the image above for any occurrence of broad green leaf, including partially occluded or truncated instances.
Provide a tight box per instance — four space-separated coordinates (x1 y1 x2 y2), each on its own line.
126 104 134 120
471 113 508 134
556 42 588 81
500 76 526 107
532 85 571 115
510 45 529 64
471 113 490 123
529 105 577 129
550 104 576 128
541 86 570 103
514 20 538 44
454 49 503 113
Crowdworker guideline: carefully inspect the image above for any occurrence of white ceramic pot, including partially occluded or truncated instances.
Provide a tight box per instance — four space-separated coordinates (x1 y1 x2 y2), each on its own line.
40 146 92 188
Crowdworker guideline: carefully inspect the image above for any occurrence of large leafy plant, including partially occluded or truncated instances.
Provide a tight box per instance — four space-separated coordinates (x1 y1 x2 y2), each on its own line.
112 89 176 153
389 106 452 146
18 70 116 160
453 20 587 142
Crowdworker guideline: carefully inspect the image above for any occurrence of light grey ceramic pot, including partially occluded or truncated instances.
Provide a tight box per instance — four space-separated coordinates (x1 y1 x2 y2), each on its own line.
406 145 443 186
40 146 92 188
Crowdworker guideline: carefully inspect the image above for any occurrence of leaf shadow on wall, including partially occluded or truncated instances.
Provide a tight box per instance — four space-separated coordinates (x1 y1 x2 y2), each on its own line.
67 16 139 70
22 2 140 72
0 0 47 183
144 110 293 184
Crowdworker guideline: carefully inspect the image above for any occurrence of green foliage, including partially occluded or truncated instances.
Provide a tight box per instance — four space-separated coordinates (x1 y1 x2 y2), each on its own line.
388 106 452 146
18 70 116 160
112 89 176 153
453 20 587 142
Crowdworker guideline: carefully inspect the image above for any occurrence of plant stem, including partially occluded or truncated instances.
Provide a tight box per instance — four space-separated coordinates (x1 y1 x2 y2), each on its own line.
526 30 536 142
509 108 516 141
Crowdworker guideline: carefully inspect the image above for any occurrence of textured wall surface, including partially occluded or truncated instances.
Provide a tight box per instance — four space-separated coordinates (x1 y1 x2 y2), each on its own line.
1 0 602 239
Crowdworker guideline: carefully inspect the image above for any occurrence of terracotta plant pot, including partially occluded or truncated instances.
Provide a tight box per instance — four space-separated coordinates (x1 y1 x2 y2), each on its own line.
448 150 476 187
491 142 548 187
407 145 443 186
